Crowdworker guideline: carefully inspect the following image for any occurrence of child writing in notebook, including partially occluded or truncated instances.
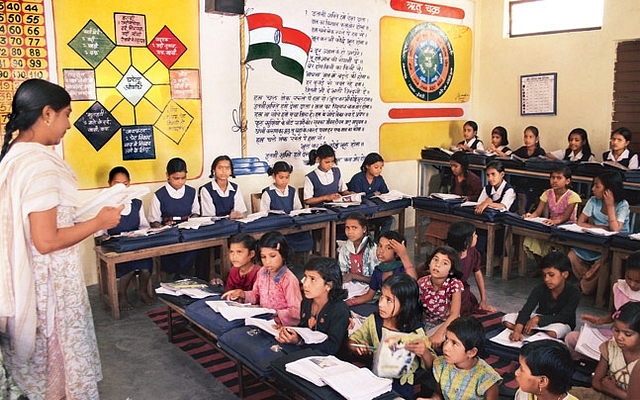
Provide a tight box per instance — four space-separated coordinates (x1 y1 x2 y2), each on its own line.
568 171 630 295
349 274 435 400
475 160 516 214
345 231 417 306
303 144 350 205
513 126 546 158
603 127 639 169
485 126 511 157
446 222 496 315
200 155 247 219
423 316 502 400
503 251 581 341
276 257 350 355
96 166 153 310
546 128 595 162
417 246 463 348
148 157 200 278
338 212 380 283
222 231 302 326
522 166 582 266
565 250 640 359
514 340 577 400
456 121 484 152
210 233 260 292
572 302 640 400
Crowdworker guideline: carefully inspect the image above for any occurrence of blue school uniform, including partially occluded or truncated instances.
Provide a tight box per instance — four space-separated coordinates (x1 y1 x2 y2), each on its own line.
156 185 197 275
108 199 153 278
306 167 341 197
262 185 314 252
200 181 237 216
347 171 389 198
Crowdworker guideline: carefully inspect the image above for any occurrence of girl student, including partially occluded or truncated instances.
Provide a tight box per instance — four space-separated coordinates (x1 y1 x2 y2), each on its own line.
522 166 582 268
349 274 436 400
96 166 154 311
513 125 546 159
417 246 463 349
148 157 200 278
338 212 380 283
572 302 640 399
475 160 516 214
276 257 350 355
448 151 482 201
565 250 640 359
568 171 630 295
445 221 496 315
222 231 302 326
422 317 502 400
347 152 394 238
345 230 417 306
603 127 639 169
210 233 260 292
456 120 484 152
303 144 351 206
514 340 577 400
485 126 512 157
546 127 595 162
200 155 247 219
260 161 313 253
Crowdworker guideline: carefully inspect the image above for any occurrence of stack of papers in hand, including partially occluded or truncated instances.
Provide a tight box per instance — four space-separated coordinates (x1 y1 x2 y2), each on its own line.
575 323 609 360
557 224 618 236
343 281 370 299
430 193 463 201
75 183 150 222
205 300 276 321
325 193 363 207
373 189 412 202
245 317 328 344
489 328 561 348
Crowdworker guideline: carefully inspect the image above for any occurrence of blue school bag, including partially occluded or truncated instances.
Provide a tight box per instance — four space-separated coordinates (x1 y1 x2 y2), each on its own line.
412 196 463 214
179 219 239 242
100 226 181 252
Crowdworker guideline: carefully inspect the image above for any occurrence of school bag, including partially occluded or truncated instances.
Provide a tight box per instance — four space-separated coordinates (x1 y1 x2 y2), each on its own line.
179 219 239 242
100 226 181 252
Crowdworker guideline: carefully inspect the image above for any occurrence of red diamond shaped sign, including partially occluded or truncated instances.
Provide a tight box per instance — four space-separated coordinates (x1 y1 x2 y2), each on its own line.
148 26 187 69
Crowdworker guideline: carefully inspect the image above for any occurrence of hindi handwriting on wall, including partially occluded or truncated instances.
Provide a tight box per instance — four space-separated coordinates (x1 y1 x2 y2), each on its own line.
253 10 374 164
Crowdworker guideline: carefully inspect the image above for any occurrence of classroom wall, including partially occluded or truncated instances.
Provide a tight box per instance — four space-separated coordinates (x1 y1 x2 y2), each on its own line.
473 0 640 157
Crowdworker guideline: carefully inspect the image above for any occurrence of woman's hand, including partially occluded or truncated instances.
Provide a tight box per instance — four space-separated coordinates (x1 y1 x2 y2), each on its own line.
221 289 244 301
96 205 125 230
276 327 300 344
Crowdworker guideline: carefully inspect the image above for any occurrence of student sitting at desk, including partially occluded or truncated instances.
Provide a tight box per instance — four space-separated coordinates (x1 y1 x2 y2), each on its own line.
449 151 482 201
546 127 595 162
276 257 350 355
338 212 379 284
200 155 247 219
210 233 260 292
455 120 484 152
303 144 350 206
568 171 630 295
603 127 639 169
475 160 516 214
485 126 512 157
513 126 546 159
148 157 200 279
96 166 154 311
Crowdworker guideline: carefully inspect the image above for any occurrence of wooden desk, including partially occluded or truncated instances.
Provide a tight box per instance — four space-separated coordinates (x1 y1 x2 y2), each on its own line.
95 237 230 320
414 208 502 277
503 225 611 307
329 206 406 258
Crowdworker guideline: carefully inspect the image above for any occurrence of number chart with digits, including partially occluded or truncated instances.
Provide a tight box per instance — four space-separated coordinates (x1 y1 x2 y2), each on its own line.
0 0 49 128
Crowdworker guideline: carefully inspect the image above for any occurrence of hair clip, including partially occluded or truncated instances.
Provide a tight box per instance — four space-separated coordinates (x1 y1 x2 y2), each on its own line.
612 310 621 319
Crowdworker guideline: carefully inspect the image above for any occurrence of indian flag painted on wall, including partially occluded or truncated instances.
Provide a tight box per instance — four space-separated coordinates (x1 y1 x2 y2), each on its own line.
246 13 312 84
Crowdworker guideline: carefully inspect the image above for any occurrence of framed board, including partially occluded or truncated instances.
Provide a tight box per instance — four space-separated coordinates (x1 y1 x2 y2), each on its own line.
520 72 557 116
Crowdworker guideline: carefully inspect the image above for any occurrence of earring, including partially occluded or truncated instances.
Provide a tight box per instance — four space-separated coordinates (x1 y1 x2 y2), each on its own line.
538 385 542 395
44 120 50 127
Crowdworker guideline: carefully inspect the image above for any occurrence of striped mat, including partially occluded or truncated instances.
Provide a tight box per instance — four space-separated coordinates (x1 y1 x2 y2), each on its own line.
147 307 280 400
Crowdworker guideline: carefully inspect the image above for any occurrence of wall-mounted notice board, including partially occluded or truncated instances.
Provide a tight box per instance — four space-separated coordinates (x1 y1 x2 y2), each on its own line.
520 72 557 116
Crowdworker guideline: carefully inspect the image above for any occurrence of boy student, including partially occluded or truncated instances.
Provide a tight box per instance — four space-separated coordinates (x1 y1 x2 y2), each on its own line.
503 251 581 341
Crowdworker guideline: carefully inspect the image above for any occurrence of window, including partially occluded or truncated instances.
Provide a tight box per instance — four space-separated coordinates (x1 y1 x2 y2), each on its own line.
509 0 604 37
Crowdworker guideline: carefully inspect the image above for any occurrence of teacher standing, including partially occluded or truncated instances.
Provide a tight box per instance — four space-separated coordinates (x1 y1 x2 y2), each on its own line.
0 79 123 400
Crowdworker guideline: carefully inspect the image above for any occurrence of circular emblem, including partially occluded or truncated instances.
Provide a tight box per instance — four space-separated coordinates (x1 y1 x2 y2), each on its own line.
274 29 281 45
401 22 454 101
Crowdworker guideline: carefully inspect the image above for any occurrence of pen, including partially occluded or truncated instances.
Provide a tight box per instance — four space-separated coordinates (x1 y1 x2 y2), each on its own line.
350 343 377 351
